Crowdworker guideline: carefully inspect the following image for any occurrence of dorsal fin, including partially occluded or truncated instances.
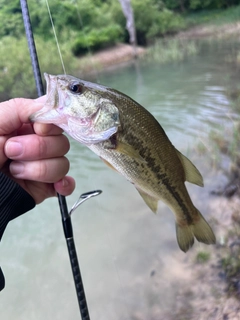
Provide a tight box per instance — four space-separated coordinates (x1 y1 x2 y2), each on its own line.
175 149 204 187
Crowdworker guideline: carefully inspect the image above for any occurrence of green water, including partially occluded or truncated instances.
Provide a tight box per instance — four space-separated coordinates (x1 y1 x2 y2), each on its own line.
1 38 240 319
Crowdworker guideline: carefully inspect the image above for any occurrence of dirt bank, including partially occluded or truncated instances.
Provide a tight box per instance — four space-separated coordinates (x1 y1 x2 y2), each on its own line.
129 192 240 320
77 43 145 75
88 43 145 66
77 22 240 74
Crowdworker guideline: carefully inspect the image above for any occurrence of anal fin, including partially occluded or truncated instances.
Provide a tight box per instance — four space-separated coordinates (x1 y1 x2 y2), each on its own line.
136 188 158 213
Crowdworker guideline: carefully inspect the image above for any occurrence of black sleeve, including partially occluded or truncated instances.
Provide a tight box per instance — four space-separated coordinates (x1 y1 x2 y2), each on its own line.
0 172 36 292
0 172 36 240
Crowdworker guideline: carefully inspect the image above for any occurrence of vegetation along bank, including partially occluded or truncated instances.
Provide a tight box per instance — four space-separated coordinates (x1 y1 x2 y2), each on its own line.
1 0 240 99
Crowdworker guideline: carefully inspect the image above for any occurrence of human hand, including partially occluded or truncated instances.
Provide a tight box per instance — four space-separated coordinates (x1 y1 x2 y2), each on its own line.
0 97 75 204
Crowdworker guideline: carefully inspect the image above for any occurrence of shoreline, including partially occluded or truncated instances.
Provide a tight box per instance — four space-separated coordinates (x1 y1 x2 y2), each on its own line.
76 21 240 74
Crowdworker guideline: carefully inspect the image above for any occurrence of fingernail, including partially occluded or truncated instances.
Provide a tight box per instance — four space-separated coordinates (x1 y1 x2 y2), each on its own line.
5 141 23 158
10 162 24 176
62 178 69 187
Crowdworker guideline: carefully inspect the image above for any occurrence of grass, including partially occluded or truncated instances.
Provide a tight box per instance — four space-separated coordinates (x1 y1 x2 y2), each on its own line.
220 225 240 298
144 38 198 64
184 5 240 27
196 251 211 263
144 5 240 65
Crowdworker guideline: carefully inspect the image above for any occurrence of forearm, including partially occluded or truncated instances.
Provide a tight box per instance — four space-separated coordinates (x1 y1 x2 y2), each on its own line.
0 172 35 291
0 172 35 240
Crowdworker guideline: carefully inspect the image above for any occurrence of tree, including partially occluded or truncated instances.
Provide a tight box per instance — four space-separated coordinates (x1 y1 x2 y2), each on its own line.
118 0 137 57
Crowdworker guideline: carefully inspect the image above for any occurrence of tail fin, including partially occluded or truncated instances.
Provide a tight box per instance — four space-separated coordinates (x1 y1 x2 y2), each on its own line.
176 211 216 253
192 211 216 245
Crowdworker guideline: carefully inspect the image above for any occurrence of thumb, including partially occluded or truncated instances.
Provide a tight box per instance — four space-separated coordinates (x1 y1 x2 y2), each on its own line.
0 97 46 136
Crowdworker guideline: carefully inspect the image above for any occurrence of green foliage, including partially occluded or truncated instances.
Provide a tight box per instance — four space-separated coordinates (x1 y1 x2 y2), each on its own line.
189 0 223 10
189 0 240 10
28 0 80 39
0 36 78 101
163 0 240 11
196 251 211 263
0 37 32 100
0 0 24 37
1 0 240 53
162 0 188 11
132 0 186 45
1 0 240 101
28 0 124 54
0 0 124 53
72 25 123 56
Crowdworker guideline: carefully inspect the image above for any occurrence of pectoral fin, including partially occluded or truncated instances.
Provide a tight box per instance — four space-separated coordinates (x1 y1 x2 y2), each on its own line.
116 141 146 163
175 149 204 187
136 188 158 213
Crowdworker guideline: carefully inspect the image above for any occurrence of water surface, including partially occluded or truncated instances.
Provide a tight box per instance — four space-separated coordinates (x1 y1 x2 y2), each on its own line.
1 38 240 319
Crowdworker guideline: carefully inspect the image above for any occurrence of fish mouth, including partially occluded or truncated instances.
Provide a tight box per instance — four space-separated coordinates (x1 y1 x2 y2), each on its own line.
29 107 61 123
30 73 66 124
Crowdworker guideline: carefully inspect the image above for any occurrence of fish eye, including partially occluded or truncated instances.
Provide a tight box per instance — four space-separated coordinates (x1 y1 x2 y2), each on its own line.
68 82 83 94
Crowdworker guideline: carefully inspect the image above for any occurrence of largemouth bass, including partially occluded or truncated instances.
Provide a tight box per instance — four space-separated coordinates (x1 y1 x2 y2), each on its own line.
30 73 216 252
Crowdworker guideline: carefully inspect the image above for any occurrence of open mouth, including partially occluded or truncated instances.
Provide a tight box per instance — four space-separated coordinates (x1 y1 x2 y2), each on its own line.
30 73 64 124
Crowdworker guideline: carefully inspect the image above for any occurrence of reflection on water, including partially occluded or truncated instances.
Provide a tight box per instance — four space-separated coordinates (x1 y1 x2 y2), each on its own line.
1 38 240 319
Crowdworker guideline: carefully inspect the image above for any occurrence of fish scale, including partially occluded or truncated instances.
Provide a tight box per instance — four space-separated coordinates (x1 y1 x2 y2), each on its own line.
30 73 216 252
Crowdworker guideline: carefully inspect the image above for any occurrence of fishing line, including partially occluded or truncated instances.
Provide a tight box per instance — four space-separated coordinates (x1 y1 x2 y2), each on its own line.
45 0 66 74
20 1 94 319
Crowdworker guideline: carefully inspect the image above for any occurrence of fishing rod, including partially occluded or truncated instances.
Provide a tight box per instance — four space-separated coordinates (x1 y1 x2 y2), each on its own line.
20 1 101 319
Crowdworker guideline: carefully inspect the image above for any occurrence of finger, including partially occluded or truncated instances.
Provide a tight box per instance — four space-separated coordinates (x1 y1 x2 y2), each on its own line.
54 176 76 196
17 123 35 136
35 96 46 103
0 136 8 168
33 123 63 136
20 181 57 204
0 97 46 135
9 157 70 183
5 134 70 160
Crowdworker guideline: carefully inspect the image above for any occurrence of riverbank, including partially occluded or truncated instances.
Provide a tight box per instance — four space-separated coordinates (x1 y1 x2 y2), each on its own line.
173 195 240 319
133 194 240 319
75 43 146 76
76 21 240 74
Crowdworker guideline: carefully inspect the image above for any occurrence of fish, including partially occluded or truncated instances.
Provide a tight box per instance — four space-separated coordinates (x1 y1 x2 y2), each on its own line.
30 73 216 252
